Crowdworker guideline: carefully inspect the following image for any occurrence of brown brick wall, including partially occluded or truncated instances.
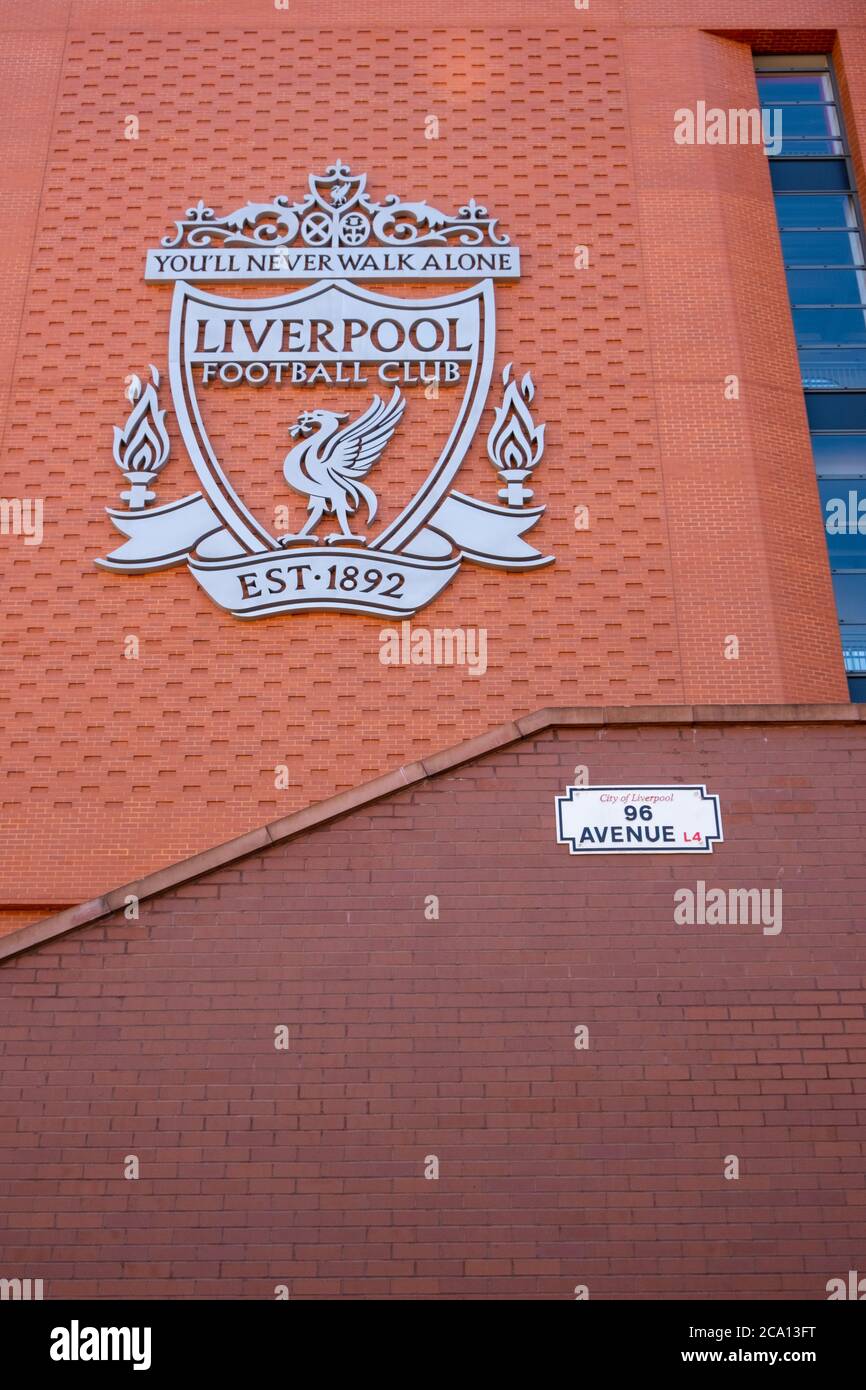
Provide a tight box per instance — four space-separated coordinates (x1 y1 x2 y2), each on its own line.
1 719 863 1299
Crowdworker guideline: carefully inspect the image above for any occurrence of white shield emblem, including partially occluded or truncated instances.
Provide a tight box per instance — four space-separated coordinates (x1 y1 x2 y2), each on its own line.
98 161 552 618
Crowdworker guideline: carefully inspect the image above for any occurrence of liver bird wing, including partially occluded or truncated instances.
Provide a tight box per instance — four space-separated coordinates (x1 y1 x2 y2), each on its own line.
322 388 406 482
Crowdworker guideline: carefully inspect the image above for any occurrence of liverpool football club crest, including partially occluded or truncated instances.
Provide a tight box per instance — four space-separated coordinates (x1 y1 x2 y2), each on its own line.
97 160 553 618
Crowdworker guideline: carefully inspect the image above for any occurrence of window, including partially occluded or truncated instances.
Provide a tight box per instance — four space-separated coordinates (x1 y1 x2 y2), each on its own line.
757 53 866 698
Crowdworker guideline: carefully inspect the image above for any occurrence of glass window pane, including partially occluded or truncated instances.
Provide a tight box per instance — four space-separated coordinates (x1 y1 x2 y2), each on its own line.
801 350 866 390
806 393 866 430
811 433 866 475
819 479 866 562
770 159 851 192
794 308 866 344
774 194 855 227
841 627 866 678
787 267 866 303
832 572 866 622
765 103 839 137
757 75 833 102
782 229 864 264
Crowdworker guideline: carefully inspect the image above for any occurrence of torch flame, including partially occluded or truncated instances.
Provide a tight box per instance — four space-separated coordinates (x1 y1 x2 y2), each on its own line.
113 366 170 479
487 364 545 477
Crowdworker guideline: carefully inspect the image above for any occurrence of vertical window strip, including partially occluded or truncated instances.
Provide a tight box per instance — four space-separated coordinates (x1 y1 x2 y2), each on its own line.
756 54 866 694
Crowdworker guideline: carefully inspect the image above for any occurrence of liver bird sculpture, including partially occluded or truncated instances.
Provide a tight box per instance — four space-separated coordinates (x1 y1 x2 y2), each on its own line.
279 388 406 545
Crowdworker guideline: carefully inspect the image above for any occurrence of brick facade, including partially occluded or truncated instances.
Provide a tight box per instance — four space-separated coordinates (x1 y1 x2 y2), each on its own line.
3 1 865 1305
1 714 864 1299
3 3 865 923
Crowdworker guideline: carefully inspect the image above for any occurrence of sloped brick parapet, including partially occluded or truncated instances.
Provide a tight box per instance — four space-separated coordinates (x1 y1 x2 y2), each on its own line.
1 703 861 964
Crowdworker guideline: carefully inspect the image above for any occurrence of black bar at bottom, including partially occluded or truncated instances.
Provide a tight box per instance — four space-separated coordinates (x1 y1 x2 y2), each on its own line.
3 1297 863 1377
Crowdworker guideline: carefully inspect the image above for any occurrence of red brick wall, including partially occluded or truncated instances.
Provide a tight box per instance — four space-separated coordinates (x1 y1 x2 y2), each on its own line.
1 2 863 917
1 719 864 1299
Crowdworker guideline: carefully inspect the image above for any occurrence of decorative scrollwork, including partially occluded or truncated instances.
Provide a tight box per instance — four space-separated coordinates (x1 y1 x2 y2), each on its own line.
159 161 510 252
162 196 300 249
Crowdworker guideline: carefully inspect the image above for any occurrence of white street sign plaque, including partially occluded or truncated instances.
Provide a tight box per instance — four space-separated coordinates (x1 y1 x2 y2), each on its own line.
556 784 723 855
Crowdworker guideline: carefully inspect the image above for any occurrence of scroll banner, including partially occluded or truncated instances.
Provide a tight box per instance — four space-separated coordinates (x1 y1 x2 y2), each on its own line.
190 547 460 618
97 489 550 617
94 493 220 571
